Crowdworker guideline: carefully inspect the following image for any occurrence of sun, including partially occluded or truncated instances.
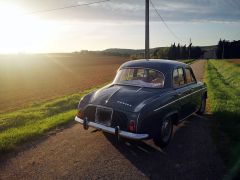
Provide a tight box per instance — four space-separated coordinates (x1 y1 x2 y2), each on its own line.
0 3 54 53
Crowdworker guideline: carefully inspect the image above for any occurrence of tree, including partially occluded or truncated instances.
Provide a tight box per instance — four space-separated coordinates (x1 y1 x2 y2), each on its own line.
176 43 181 59
216 39 240 59
181 45 187 59
191 47 203 59
216 39 223 59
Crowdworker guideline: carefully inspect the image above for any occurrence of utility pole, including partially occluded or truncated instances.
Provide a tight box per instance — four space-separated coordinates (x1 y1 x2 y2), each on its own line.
188 38 192 59
145 0 150 59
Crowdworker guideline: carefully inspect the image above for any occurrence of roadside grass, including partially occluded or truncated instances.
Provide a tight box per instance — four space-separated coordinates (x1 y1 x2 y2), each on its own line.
205 60 240 179
0 87 98 153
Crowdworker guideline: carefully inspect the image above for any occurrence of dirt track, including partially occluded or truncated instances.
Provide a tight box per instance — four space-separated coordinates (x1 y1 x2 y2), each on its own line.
0 60 226 179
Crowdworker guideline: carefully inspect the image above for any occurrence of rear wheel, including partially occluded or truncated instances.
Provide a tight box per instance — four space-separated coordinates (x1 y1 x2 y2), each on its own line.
197 97 206 115
153 117 173 148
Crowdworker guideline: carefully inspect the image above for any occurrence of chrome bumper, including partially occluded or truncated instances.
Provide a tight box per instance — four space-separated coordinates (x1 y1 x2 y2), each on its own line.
74 116 149 140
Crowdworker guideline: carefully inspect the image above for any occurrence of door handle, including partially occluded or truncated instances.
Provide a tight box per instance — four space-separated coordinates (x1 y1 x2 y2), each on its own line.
175 93 182 98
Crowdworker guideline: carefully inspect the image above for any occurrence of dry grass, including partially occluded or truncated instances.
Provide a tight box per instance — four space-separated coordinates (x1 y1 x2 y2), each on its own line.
229 59 240 64
0 54 127 113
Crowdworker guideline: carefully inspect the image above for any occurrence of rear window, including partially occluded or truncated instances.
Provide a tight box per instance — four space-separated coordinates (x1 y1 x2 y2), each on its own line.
113 68 165 88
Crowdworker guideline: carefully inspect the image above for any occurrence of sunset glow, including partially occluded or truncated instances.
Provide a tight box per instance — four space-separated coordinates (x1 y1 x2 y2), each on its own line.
0 3 55 53
0 1 239 53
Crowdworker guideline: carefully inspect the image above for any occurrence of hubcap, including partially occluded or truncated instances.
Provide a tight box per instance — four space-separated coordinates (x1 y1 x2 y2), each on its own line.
161 118 172 142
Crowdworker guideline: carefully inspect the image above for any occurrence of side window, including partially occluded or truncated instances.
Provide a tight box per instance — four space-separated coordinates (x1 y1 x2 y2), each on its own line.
185 68 192 83
173 68 185 88
136 68 145 78
178 68 185 85
173 69 179 87
185 68 196 83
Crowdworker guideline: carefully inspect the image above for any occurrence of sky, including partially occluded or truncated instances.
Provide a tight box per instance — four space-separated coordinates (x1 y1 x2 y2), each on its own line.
0 0 240 53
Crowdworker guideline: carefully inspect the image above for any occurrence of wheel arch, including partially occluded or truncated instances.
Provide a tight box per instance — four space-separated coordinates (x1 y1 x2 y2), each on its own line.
163 110 179 125
137 101 180 137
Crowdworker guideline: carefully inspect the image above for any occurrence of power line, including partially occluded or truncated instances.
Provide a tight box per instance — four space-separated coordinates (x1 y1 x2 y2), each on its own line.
149 0 185 43
22 0 111 15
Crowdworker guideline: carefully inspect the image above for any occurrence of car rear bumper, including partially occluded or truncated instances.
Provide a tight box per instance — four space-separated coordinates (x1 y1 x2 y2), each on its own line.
75 116 149 140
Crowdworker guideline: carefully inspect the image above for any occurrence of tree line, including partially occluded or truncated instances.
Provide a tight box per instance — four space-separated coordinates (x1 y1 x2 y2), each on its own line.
216 39 240 59
130 43 203 60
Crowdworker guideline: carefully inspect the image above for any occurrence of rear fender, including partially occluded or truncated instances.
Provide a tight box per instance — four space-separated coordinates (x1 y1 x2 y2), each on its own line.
138 109 179 138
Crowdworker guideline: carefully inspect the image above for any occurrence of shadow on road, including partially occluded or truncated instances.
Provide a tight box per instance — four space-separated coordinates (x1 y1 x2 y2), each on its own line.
105 114 225 179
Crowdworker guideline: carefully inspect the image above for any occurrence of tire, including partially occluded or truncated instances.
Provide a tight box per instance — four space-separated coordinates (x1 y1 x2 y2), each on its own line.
153 117 173 148
197 97 206 115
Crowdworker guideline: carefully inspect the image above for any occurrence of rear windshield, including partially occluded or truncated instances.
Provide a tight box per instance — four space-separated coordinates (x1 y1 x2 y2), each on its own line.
113 68 165 88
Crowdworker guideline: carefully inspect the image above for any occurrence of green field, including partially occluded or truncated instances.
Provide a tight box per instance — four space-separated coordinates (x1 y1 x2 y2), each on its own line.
0 87 98 153
205 60 240 179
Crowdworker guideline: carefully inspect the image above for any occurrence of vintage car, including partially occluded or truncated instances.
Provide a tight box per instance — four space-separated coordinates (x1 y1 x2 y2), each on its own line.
75 59 207 147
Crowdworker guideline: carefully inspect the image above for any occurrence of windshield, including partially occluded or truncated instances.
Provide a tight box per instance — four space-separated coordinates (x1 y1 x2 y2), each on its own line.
113 68 165 88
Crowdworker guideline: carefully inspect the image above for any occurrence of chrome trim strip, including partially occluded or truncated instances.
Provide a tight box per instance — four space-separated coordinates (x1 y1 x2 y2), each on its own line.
154 87 206 112
75 116 149 140
136 87 142 92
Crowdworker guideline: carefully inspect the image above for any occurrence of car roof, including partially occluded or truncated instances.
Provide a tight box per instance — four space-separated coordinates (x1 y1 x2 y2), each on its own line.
119 59 188 73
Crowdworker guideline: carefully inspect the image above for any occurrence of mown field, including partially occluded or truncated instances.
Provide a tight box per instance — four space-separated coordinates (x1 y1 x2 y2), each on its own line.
0 56 194 153
0 54 194 113
0 54 127 113
205 60 240 179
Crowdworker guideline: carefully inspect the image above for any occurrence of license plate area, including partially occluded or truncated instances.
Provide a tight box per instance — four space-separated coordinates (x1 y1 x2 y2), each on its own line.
95 106 113 126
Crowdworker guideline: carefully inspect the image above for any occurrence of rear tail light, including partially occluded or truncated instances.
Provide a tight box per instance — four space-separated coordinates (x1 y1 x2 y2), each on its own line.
128 120 136 132
77 109 83 118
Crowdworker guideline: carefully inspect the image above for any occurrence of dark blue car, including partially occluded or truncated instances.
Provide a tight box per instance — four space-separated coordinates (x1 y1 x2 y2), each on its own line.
75 59 207 148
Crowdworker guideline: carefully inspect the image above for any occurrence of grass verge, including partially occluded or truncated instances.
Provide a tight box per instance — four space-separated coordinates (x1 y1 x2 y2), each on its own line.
205 60 240 179
0 87 99 153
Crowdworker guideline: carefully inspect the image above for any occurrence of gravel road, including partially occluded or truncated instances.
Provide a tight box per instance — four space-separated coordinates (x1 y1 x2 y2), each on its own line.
0 60 226 180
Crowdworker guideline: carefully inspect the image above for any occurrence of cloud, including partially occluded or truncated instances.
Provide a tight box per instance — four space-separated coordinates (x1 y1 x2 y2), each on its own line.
151 0 240 22
15 0 240 23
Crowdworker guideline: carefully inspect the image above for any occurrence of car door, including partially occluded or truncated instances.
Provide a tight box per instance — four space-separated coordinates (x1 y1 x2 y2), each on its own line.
172 67 192 119
184 67 198 113
184 67 202 112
